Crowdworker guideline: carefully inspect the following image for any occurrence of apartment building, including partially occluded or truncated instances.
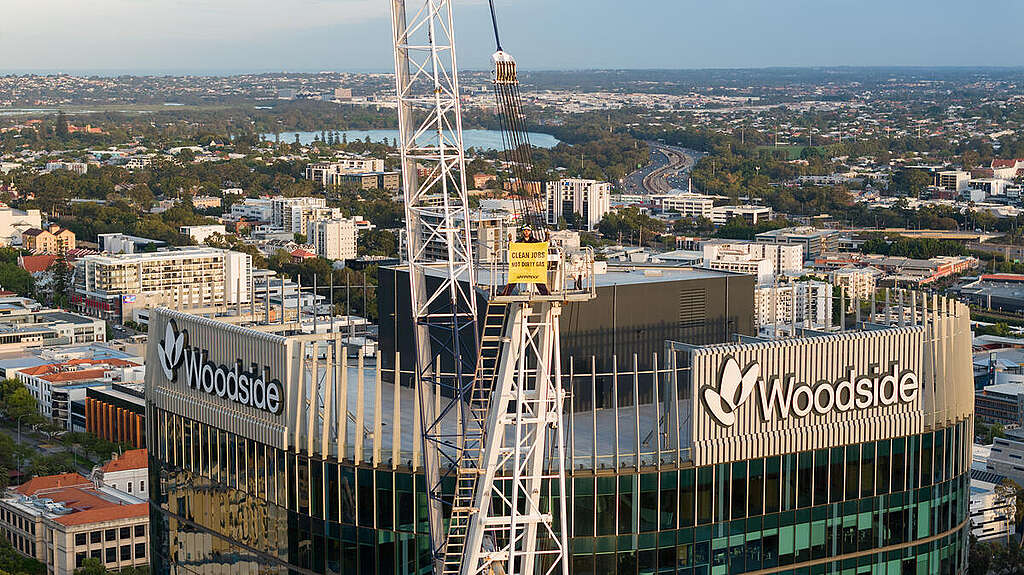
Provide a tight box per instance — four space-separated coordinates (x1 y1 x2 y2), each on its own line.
72 248 253 322
45 161 88 175
544 178 611 231
228 198 274 223
831 266 879 302
335 171 400 191
753 280 833 336
0 468 149 573
312 218 358 261
656 193 714 219
702 241 804 284
304 158 385 185
22 225 75 253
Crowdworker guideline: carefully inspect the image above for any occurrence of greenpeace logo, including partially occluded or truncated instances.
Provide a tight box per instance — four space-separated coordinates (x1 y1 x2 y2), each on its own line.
702 356 919 427
157 320 284 415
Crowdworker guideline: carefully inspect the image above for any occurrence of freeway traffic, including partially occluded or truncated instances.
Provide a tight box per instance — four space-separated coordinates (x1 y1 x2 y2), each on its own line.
622 142 703 195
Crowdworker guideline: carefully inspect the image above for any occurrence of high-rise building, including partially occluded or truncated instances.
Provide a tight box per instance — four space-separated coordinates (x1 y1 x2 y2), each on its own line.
753 280 833 336
270 197 343 236
72 248 253 322
147 274 972 574
545 178 611 231
304 159 387 186
702 241 804 283
312 218 359 261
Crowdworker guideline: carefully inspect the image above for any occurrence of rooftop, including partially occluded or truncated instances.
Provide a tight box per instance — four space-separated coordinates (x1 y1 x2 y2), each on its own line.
99 449 147 474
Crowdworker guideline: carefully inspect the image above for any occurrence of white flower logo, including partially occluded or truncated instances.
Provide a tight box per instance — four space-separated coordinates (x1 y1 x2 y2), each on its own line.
702 357 760 427
158 320 187 381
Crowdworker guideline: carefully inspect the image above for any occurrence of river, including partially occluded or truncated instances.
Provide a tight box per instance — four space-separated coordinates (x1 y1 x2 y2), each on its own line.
264 129 561 151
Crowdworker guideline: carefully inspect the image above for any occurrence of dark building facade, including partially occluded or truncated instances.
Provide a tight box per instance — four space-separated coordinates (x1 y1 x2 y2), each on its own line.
148 291 973 574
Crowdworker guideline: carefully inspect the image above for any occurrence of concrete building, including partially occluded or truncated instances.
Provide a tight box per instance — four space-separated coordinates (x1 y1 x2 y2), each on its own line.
45 161 88 175
72 248 253 322
969 478 1016 543
312 218 358 261
179 224 227 245
0 296 105 352
755 226 839 259
335 172 400 191
0 206 42 247
936 170 970 192
656 193 714 219
544 178 612 231
97 233 167 254
0 470 148 573
228 198 274 223
21 225 75 254
830 266 879 302
703 241 804 281
753 280 833 336
304 158 386 185
710 204 773 225
269 197 345 236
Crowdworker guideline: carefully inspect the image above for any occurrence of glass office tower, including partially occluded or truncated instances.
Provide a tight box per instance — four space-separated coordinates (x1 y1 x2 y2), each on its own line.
148 290 973 575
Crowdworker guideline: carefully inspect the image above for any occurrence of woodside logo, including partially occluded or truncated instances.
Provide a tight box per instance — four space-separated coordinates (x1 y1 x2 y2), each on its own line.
157 320 284 415
702 356 919 427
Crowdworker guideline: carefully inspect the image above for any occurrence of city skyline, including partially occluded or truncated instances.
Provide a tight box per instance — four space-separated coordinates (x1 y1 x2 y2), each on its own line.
3 0 1023 74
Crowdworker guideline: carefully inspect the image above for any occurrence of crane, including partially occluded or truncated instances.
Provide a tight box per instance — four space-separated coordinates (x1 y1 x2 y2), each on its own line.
390 3 594 575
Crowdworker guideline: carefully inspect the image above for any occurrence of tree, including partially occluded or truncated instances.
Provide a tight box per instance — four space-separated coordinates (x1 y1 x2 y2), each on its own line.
55 111 69 140
48 253 71 309
0 536 45 574
294 233 307 244
74 558 108 575
890 168 931 198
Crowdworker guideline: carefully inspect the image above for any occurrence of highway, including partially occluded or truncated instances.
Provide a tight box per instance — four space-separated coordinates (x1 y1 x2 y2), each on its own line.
622 142 703 195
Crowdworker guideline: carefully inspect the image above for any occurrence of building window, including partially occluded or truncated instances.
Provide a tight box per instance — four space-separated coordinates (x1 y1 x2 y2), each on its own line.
139 480 144 492
134 525 144 537
105 546 116 564
121 544 131 561
90 549 101 560
127 482 132 493
90 531 101 544
75 533 86 546
76 552 86 568
105 528 116 541
134 542 145 559
120 527 130 539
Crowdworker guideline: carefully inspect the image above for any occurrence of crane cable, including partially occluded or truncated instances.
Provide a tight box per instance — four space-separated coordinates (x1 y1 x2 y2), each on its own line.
487 0 546 232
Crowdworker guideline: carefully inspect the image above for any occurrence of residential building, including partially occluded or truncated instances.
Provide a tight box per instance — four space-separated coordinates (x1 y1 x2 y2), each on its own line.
269 197 345 236
190 195 222 210
228 198 274 223
417 211 515 265
830 266 879 302
753 280 833 336
817 254 978 286
544 178 612 231
710 205 773 225
337 171 401 191
0 206 42 247
85 384 146 448
312 218 358 261
656 193 714 219
179 224 226 245
72 248 253 322
304 159 386 185
124 158 151 170
22 224 75 253
702 242 803 284
755 226 839 259
0 471 149 573
45 161 88 175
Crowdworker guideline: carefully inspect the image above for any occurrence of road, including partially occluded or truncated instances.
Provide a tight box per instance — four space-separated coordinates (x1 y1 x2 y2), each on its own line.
622 142 703 195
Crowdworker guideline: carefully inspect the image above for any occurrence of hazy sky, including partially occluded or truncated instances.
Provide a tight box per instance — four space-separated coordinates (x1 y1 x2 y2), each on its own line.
2 0 1023 73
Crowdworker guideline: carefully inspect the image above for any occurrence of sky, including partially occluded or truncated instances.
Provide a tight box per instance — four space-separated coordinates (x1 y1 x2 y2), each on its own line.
2 0 1023 74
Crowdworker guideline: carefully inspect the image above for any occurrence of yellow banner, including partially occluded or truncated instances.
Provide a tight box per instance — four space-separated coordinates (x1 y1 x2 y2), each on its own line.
508 242 549 284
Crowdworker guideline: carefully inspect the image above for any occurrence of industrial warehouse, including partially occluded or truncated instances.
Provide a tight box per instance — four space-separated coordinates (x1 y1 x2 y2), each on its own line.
145 274 974 574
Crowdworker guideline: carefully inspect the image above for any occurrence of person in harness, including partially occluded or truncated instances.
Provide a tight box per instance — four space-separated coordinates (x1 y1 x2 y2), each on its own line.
500 226 550 296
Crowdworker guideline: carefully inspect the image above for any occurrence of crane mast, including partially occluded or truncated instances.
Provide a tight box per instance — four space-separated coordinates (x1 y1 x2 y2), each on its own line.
390 0 480 569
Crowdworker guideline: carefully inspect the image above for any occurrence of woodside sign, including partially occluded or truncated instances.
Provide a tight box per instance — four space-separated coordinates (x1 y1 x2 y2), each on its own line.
156 319 284 415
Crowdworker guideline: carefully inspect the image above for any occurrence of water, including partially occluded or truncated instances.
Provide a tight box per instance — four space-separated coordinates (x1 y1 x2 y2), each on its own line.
265 129 561 151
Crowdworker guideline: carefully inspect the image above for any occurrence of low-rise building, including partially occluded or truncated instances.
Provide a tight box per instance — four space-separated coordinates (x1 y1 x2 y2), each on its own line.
190 195 222 210
97 233 167 254
969 477 1016 543
710 205 773 225
304 158 385 185
227 198 274 223
0 469 149 573
13 357 143 430
702 241 804 281
179 224 226 245
0 297 105 352
0 206 42 247
656 193 714 219
91 449 148 500
755 226 838 259
45 161 88 175
22 224 75 253
335 171 400 191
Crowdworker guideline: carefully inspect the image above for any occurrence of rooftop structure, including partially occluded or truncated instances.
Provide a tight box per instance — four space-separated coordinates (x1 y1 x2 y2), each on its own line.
755 226 839 259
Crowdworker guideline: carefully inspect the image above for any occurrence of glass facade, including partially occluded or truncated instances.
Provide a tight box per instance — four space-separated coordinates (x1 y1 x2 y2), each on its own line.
150 408 970 575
